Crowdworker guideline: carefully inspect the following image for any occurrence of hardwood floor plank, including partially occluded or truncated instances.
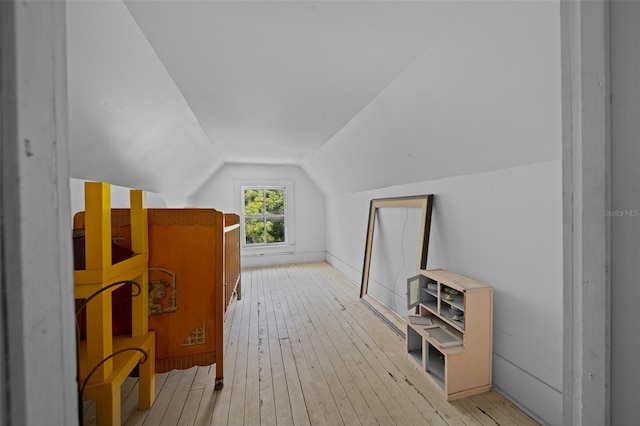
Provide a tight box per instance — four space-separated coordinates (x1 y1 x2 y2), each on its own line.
255 269 278 426
192 368 221 426
192 293 241 425
307 263 466 426
221 271 255 425
210 278 245 425
191 365 211 391
280 262 361 425
294 264 415 426
123 371 169 426
82 400 96 425
288 266 381 426
465 394 517 426
112 262 539 426
178 388 205 426
140 369 183 425
268 267 324 425
274 266 340 424
211 269 252 425
260 267 296 425
321 261 536 426
322 260 459 425
244 268 262 425
160 366 198 425
480 391 540 425
287 265 420 426
121 377 137 402
451 397 502 426
120 380 140 425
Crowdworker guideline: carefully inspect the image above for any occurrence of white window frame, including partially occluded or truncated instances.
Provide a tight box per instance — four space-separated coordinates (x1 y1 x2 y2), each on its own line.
235 180 295 255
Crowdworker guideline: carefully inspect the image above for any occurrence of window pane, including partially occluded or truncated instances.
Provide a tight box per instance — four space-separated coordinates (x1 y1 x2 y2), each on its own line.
265 189 285 215
244 189 264 215
266 217 285 243
245 218 265 244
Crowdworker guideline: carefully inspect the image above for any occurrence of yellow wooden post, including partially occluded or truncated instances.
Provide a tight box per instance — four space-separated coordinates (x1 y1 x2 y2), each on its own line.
76 184 156 423
84 182 113 383
84 182 111 269
130 190 149 336
129 189 156 409
138 334 156 409
94 382 120 426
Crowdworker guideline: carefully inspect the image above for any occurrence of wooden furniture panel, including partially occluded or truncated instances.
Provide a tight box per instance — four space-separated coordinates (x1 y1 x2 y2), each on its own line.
147 212 222 373
406 269 492 400
223 213 242 315
74 207 241 390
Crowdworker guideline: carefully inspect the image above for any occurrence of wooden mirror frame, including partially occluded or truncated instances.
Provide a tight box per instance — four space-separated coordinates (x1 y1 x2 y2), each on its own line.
359 194 434 299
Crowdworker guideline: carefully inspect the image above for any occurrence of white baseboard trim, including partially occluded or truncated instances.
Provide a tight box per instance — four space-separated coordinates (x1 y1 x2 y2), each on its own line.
241 251 325 268
492 354 562 426
325 252 361 288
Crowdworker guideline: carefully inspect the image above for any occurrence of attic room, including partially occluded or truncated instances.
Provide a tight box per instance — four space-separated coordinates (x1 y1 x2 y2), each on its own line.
1 1 639 425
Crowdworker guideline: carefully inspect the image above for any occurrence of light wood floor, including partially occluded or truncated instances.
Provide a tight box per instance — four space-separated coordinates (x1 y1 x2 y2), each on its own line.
84 262 539 425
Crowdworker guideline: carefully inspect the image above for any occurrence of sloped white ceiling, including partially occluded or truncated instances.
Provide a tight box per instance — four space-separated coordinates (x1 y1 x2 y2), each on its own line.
303 1 561 194
67 1 560 197
123 1 461 165
67 1 224 197
68 0 464 195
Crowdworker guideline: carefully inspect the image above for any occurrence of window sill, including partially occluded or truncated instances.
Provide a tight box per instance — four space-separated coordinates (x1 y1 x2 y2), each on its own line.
242 243 295 256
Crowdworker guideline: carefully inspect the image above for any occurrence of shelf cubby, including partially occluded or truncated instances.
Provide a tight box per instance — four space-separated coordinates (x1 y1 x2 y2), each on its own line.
426 344 446 389
406 269 492 401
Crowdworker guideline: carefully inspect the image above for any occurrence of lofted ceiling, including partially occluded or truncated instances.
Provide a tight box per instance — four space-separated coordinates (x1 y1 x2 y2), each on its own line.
67 1 560 198
66 0 461 196
123 1 460 165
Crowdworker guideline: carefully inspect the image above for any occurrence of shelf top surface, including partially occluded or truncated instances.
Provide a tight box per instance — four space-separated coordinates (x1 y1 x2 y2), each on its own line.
421 269 491 291
77 332 155 387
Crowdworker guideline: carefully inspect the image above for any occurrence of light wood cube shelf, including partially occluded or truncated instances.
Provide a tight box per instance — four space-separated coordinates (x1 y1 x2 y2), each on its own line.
406 269 493 401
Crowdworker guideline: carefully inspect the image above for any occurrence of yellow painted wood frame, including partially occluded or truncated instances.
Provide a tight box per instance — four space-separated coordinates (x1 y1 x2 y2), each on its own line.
74 182 155 425
359 195 434 299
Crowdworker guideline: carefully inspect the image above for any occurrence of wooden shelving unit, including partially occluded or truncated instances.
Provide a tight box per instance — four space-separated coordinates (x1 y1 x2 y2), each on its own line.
75 182 155 425
406 269 492 401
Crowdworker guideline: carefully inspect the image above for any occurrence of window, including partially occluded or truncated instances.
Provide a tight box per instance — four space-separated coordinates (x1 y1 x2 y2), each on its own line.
242 186 287 246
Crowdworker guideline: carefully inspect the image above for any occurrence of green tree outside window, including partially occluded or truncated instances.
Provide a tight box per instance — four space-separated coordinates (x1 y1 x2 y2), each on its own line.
243 187 286 245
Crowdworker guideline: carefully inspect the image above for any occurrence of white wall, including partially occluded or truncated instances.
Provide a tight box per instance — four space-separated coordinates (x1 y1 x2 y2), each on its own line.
192 164 326 267
327 161 562 425
367 207 423 318
610 3 640 424
69 178 191 221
